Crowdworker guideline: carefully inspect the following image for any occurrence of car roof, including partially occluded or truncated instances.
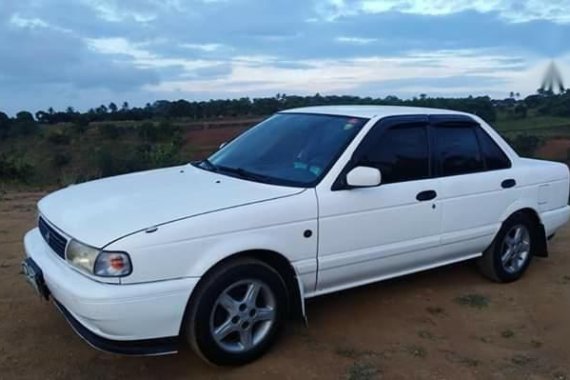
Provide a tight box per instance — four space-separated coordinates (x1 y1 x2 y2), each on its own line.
280 105 468 119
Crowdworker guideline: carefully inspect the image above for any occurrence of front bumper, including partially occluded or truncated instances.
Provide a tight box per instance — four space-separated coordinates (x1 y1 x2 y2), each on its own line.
53 298 179 355
23 228 199 355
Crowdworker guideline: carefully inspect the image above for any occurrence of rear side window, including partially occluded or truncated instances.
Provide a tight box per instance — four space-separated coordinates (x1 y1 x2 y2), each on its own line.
433 124 484 176
476 128 511 170
359 123 430 184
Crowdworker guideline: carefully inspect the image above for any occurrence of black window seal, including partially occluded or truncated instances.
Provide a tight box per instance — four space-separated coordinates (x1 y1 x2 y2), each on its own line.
331 114 430 191
428 114 512 177
474 126 513 170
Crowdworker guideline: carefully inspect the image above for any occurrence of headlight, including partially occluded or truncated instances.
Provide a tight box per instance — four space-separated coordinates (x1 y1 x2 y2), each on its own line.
66 240 132 277
66 239 99 274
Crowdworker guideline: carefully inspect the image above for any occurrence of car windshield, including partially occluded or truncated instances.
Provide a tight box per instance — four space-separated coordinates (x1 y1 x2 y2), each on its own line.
197 113 368 187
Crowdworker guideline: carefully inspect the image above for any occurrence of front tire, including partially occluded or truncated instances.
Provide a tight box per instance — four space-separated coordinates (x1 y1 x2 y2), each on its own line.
184 258 288 366
478 212 537 283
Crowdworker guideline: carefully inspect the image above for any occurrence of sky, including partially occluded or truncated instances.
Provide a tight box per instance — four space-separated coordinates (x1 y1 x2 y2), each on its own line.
1 0 570 115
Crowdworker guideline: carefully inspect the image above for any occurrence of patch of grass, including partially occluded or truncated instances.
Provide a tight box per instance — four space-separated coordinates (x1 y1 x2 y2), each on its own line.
510 354 535 366
417 330 435 340
426 306 445 316
501 329 515 339
346 361 379 380
405 345 427 358
443 349 482 367
460 357 480 367
455 294 490 309
336 348 360 359
495 115 570 136
336 347 377 359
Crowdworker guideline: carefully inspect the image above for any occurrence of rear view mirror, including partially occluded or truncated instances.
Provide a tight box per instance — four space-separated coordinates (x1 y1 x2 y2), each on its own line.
346 166 382 188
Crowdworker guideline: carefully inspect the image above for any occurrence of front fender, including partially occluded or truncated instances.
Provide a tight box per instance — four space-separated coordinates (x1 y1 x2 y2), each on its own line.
109 189 319 289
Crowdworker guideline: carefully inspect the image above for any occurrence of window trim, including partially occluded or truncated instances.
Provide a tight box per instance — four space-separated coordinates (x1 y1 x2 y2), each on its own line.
332 114 514 190
430 120 485 178
474 126 513 171
331 115 431 190
429 115 512 178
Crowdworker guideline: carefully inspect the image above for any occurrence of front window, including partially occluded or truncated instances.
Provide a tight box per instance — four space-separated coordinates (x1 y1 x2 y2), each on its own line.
358 123 430 184
198 113 367 187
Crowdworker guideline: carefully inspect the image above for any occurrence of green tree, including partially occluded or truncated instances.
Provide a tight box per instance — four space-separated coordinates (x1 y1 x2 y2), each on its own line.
0 112 10 139
12 111 38 136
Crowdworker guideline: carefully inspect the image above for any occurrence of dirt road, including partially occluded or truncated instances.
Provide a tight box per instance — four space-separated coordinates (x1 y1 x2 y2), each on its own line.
1 192 569 380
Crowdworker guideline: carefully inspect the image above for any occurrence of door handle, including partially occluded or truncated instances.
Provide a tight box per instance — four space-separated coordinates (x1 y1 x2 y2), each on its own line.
417 190 437 201
501 179 516 189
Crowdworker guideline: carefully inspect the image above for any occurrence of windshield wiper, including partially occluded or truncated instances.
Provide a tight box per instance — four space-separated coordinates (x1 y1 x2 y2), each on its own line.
198 158 218 172
216 165 273 183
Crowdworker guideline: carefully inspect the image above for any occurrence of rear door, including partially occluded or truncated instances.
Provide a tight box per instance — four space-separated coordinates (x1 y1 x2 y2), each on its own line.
430 115 517 259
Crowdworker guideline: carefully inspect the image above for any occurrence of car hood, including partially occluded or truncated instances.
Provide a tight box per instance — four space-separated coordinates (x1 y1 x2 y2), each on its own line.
38 164 304 247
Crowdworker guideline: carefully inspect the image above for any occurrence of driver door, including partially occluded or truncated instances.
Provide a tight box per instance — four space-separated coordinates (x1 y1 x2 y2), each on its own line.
315 116 443 293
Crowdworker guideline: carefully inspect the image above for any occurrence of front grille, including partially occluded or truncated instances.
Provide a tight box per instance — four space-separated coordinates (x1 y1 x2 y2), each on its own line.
38 217 68 259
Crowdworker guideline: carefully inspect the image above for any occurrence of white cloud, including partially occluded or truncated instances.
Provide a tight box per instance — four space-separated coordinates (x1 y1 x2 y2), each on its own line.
336 36 378 44
9 13 72 33
86 37 155 60
145 48 561 99
321 0 570 23
86 37 220 72
10 14 50 28
180 43 225 52
80 0 164 22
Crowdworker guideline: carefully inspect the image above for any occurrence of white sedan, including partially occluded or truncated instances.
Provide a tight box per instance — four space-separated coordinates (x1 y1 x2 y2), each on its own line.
22 106 570 365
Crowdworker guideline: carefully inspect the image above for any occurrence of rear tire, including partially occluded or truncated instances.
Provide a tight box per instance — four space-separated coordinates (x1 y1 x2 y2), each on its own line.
184 258 288 366
477 212 537 283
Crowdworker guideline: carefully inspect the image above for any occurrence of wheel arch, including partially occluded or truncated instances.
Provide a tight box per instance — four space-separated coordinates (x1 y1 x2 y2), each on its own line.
501 207 548 257
180 249 306 337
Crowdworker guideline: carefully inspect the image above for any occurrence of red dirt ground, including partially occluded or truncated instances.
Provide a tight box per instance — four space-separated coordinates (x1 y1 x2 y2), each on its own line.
1 192 570 379
535 138 570 161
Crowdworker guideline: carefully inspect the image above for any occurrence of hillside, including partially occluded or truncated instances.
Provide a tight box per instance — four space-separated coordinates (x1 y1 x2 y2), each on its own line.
1 93 570 189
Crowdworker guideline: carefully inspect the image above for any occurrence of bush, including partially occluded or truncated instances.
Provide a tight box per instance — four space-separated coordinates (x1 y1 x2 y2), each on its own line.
138 121 181 143
93 145 144 177
138 122 159 142
47 130 71 145
136 143 181 168
0 154 34 182
98 123 121 139
71 120 89 135
506 135 542 157
52 152 71 168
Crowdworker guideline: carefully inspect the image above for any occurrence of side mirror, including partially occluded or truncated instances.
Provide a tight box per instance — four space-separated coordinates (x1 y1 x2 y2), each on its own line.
346 166 382 188
219 142 227 149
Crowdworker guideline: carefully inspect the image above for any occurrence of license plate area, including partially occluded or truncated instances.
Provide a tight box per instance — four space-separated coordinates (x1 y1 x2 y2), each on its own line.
22 258 50 300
